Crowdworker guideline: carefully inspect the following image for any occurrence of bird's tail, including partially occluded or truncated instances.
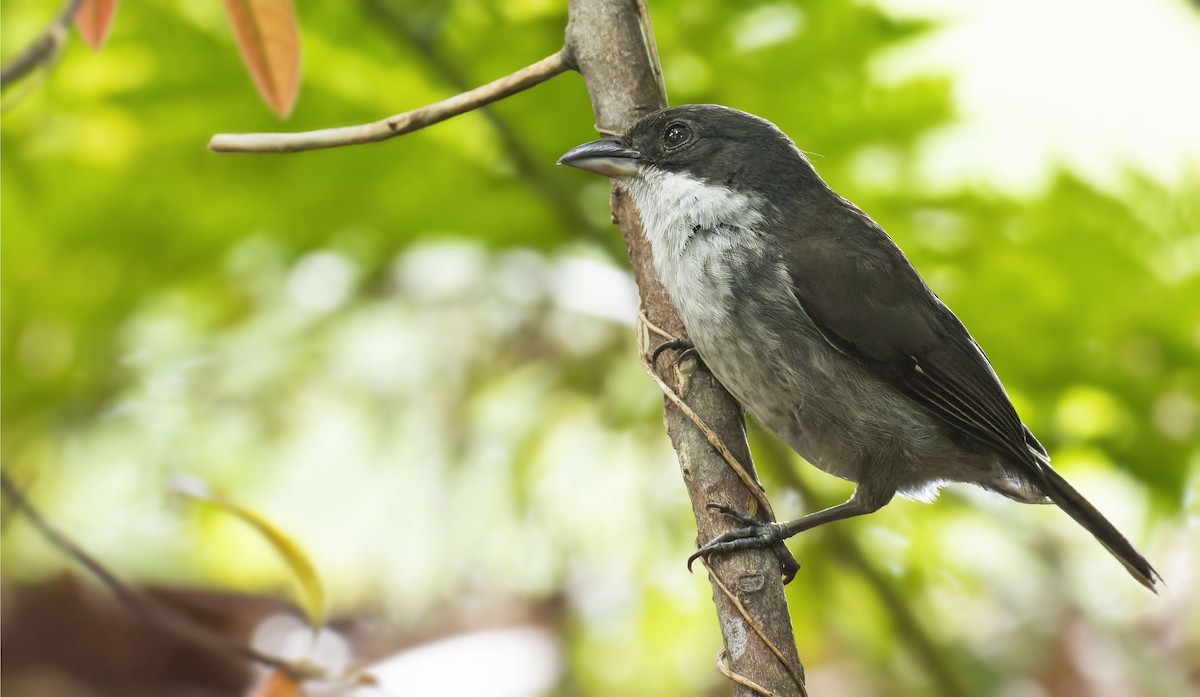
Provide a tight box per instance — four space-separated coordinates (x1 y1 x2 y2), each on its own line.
1038 463 1160 591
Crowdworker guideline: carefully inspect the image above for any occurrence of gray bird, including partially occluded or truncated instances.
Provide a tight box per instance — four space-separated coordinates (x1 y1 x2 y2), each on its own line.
558 104 1159 591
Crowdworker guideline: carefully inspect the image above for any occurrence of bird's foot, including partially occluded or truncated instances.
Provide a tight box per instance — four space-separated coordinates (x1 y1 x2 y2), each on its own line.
689 503 801 583
650 337 702 367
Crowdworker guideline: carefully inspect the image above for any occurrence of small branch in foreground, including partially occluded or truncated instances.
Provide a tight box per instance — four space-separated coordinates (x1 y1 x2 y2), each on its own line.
0 470 317 680
0 0 84 89
209 50 571 153
359 0 616 254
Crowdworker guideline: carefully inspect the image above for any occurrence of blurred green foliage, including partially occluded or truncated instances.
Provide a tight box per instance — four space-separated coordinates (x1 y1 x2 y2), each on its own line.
3 1 1198 696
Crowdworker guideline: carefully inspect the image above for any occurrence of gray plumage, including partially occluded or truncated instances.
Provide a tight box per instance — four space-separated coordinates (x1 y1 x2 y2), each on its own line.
559 104 1159 590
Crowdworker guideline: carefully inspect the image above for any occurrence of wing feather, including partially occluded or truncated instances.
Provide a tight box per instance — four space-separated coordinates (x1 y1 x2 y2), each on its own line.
782 199 1034 468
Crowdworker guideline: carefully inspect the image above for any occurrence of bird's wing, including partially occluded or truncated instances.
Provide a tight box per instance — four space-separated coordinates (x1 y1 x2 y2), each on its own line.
781 199 1162 591
781 201 1034 466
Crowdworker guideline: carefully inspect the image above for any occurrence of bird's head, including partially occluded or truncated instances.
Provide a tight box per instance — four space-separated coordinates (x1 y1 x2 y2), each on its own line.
558 104 817 198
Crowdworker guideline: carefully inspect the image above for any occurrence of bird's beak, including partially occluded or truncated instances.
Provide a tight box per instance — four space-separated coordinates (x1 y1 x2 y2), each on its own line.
557 138 641 178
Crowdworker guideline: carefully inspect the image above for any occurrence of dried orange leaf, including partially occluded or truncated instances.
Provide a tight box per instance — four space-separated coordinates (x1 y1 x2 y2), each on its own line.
247 669 301 697
222 0 302 118
75 0 119 51
172 476 326 629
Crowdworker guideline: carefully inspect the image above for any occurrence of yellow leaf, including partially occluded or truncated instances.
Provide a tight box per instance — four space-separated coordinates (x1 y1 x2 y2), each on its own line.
172 476 325 629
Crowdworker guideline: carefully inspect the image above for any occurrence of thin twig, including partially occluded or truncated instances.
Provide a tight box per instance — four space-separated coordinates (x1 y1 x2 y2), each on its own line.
634 0 668 107
209 50 571 153
636 312 775 520
0 470 320 681
638 314 802 578
704 559 808 695
716 649 787 697
0 0 84 89
358 0 617 255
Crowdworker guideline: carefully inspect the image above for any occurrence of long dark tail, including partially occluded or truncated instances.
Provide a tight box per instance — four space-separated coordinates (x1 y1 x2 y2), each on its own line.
1039 464 1160 591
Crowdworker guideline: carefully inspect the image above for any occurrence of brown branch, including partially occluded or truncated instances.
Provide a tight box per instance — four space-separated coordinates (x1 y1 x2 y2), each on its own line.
565 1 806 694
0 0 83 89
208 50 571 153
0 470 321 681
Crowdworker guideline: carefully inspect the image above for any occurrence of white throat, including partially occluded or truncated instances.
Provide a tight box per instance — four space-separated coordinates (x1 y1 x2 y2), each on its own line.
622 167 765 303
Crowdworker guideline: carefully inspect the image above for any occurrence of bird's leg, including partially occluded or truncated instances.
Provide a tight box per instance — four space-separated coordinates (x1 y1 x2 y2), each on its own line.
639 322 793 577
688 488 893 572
700 504 803 582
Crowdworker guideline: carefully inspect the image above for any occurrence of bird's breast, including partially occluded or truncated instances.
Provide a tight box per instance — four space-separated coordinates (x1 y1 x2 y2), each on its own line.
630 201 944 487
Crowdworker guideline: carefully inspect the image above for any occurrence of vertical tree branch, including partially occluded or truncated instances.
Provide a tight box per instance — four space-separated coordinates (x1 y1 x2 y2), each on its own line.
564 1 806 694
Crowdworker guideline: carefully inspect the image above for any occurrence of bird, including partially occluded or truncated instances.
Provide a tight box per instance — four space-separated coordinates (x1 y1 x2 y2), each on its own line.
557 104 1159 591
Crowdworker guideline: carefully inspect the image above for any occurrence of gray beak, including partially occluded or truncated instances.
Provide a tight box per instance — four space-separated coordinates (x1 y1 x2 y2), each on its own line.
557 138 641 178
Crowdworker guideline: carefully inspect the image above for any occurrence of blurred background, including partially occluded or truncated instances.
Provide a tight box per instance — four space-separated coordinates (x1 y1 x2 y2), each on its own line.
3 0 1199 695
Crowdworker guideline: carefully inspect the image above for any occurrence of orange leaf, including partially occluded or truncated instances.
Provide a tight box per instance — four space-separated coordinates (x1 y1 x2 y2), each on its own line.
222 0 302 118
75 0 119 51
246 670 300 697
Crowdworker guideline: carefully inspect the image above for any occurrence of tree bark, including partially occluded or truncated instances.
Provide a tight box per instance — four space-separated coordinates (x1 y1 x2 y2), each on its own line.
564 2 806 694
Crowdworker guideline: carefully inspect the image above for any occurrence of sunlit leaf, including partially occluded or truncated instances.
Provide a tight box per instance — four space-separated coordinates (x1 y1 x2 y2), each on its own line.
75 0 119 51
247 669 301 697
221 0 302 117
171 476 325 628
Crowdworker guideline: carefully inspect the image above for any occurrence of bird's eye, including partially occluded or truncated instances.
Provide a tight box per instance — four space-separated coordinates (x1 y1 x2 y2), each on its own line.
663 123 689 147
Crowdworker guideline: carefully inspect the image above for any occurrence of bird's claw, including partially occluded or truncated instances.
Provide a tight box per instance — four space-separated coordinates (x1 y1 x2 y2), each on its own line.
650 337 699 366
688 504 800 583
705 502 763 527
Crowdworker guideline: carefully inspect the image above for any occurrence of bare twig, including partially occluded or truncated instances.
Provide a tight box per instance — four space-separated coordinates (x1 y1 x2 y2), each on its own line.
634 0 668 107
637 313 775 520
704 559 807 695
717 649 788 697
0 0 84 89
0 470 320 681
639 313 804 694
358 0 617 254
208 50 571 153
